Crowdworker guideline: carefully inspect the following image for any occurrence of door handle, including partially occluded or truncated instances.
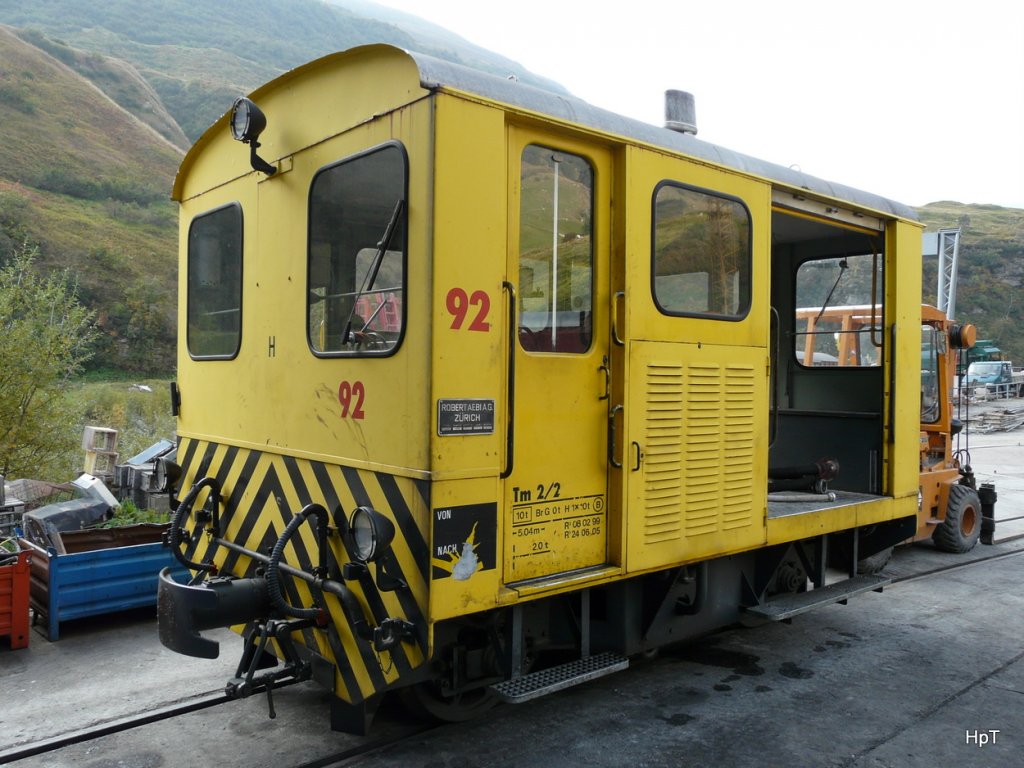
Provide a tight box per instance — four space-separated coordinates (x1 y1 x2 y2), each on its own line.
598 356 610 401
631 441 643 472
612 291 625 346
608 404 623 468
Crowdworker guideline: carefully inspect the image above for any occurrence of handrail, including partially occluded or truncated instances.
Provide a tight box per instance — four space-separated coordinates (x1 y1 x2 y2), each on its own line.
612 291 625 346
501 281 517 479
769 306 780 447
609 404 623 469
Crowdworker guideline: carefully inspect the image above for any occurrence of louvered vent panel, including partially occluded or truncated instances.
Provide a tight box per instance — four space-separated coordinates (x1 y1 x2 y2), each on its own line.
682 363 757 538
721 365 756 529
643 363 684 544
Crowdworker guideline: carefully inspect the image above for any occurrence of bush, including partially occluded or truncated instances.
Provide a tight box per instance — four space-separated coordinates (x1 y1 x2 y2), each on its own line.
99 499 170 527
0 244 97 478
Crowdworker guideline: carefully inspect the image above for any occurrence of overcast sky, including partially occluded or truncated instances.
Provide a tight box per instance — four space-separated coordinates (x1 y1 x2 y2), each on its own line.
369 0 1023 210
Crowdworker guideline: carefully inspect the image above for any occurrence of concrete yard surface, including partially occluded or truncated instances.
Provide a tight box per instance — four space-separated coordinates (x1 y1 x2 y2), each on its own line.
2 420 1023 767
1 538 1023 768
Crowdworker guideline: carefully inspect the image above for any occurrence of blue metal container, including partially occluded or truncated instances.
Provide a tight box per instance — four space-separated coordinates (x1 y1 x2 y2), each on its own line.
19 524 189 640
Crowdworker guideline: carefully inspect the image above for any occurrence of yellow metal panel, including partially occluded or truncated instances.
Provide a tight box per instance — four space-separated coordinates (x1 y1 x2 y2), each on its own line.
616 145 771 572
766 495 908 545
886 218 925 500
175 45 430 202
622 146 772 348
428 95 507 479
428 478 504 622
626 341 767 569
177 101 434 477
500 125 614 584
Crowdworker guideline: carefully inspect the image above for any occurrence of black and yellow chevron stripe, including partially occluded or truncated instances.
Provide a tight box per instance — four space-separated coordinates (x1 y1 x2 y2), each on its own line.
176 436 430 703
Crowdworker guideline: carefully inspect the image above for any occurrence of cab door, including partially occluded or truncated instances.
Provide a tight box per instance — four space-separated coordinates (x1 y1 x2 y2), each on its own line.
502 129 615 583
621 157 770 571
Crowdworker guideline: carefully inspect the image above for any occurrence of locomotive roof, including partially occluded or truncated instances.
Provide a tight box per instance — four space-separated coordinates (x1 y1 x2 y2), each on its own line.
407 47 917 221
176 44 918 221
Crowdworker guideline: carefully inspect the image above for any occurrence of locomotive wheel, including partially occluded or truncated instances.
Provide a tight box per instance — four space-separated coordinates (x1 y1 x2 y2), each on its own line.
399 680 498 724
932 484 982 553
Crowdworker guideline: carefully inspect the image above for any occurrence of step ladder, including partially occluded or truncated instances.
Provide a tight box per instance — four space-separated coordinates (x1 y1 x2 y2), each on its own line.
490 652 629 703
744 573 890 622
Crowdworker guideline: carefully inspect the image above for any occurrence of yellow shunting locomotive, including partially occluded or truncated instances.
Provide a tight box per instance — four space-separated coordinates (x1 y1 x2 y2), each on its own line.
158 44 925 733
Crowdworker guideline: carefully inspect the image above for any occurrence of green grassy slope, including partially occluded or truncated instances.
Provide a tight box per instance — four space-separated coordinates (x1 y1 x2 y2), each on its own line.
0 26 179 373
0 0 564 143
0 4 1021 377
919 202 1024 362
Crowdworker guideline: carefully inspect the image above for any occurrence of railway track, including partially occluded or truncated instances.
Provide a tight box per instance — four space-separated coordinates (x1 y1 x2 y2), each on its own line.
0 673 438 766
3 542 1023 767
0 689 233 765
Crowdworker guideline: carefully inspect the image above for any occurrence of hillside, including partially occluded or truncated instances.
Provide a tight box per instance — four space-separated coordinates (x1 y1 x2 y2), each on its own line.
0 0 564 374
0 1 1020 377
918 202 1024 363
0 0 564 145
0 26 180 372
13 27 190 148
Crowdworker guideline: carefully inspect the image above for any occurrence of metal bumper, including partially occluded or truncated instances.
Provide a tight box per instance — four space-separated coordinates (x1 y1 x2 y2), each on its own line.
157 568 270 659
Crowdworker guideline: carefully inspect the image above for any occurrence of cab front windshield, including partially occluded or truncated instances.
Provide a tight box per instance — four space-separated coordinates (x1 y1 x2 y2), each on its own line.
969 362 1001 377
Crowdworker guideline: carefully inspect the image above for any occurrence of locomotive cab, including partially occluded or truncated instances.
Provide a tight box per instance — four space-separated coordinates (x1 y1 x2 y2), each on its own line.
160 44 923 733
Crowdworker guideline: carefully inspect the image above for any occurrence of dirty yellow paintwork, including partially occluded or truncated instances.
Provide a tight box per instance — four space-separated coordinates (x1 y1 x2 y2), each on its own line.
177 98 434 478
174 43 925 705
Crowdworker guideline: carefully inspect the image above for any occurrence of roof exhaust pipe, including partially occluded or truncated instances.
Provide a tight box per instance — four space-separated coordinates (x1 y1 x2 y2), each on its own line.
665 90 697 135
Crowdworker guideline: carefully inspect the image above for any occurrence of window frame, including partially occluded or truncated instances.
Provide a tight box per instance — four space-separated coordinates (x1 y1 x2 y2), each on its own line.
516 143 596 355
306 141 409 359
650 181 753 322
186 202 244 361
920 324 942 425
792 251 885 369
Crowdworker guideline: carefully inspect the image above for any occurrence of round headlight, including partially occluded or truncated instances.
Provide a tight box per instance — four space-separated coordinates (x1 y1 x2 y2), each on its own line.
349 506 395 563
230 97 267 143
154 457 182 493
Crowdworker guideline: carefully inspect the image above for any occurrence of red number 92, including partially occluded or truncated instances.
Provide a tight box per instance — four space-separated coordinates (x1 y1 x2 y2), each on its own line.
446 287 490 331
338 380 366 419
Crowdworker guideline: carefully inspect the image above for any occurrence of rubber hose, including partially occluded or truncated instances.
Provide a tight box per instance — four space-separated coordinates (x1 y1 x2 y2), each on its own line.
168 476 220 572
266 506 325 620
768 491 837 503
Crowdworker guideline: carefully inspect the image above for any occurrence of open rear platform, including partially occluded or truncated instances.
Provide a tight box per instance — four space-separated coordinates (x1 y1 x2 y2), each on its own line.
767 490 882 519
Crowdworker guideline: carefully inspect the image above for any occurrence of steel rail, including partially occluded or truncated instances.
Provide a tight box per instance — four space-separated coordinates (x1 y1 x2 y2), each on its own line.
291 723 440 768
888 537 1024 586
0 676 298 765
4 540 1022 765
0 690 231 764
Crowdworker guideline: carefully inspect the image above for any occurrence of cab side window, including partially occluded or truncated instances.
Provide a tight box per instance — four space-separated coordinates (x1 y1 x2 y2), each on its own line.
794 253 883 367
652 183 751 319
187 204 242 359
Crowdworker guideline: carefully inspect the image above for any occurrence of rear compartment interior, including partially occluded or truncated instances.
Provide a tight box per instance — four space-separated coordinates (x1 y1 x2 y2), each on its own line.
769 209 885 501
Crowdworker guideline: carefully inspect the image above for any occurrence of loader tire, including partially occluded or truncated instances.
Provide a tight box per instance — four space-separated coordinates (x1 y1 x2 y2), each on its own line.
855 546 893 575
932 484 982 553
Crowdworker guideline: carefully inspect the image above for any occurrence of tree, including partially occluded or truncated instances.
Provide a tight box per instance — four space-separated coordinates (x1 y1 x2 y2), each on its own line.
0 244 97 478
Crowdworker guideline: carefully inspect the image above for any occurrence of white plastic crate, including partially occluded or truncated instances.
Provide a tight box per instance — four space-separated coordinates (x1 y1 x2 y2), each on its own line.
81 426 118 452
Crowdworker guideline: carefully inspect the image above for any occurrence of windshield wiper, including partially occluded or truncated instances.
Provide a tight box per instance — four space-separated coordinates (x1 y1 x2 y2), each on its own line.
814 258 848 324
342 198 404 344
